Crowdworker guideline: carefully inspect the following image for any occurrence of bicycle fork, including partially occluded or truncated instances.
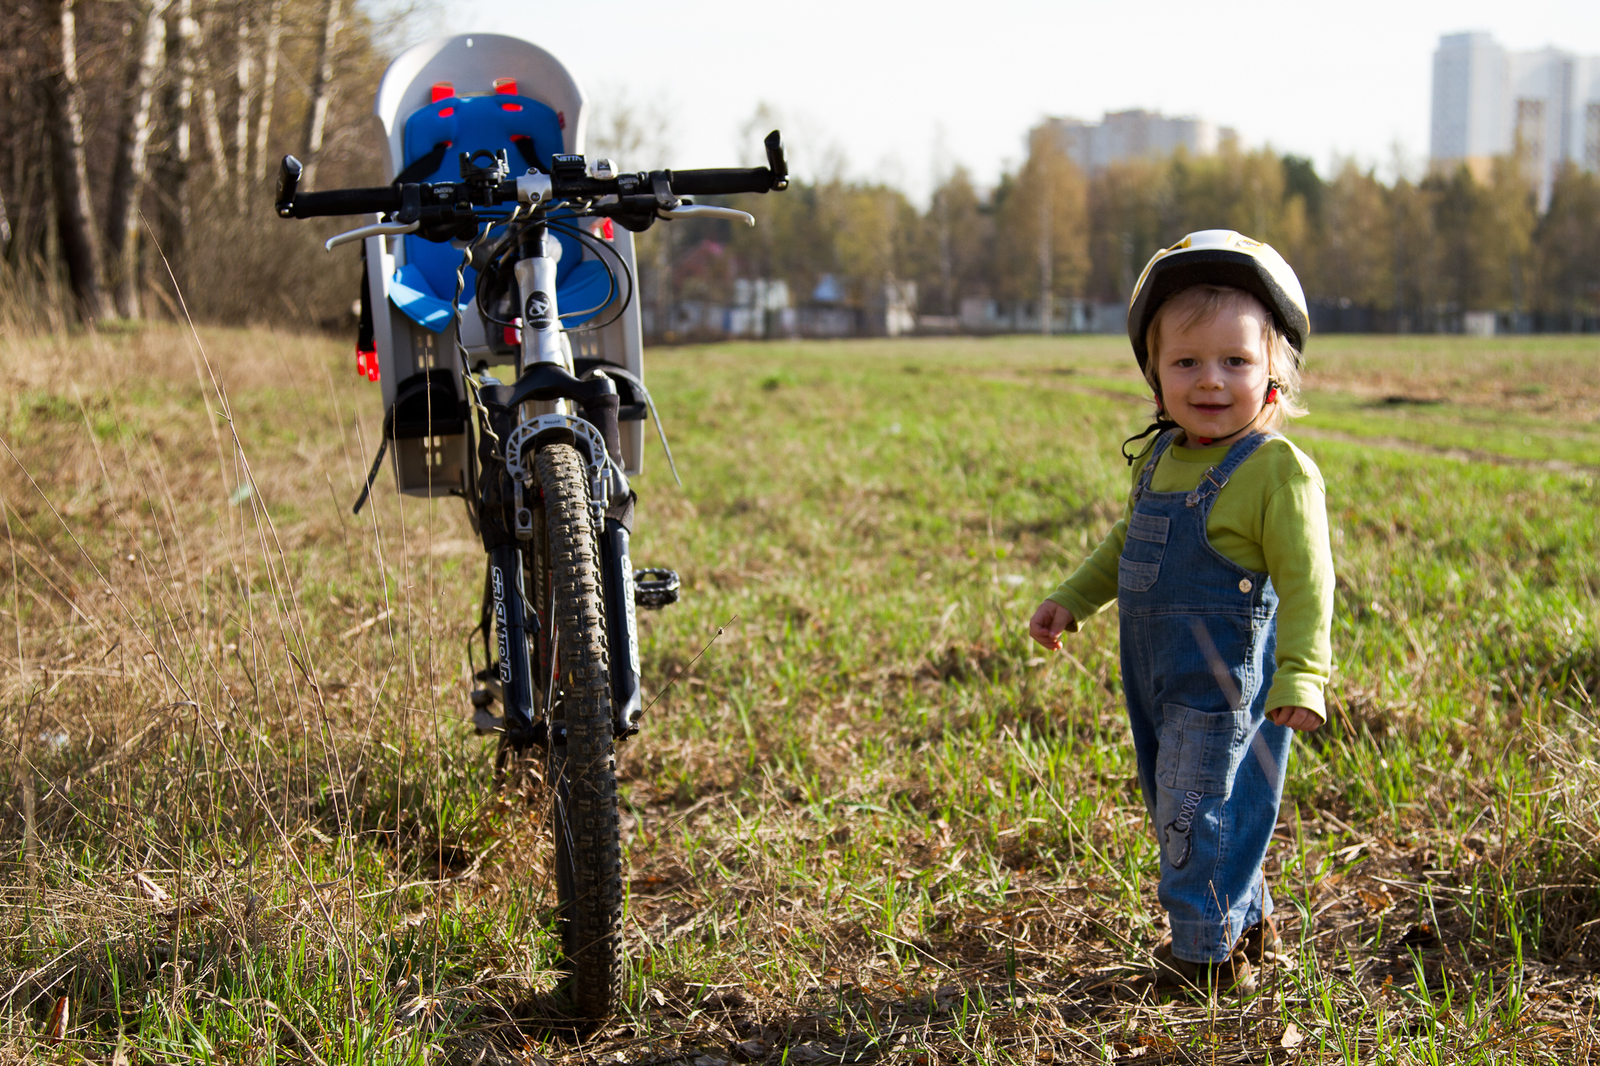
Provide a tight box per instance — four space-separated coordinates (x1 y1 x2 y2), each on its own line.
600 520 641 738
488 543 544 743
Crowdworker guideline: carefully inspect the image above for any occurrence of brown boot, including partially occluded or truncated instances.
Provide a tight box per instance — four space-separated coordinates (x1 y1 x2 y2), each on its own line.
1151 938 1258 995
1239 915 1284 964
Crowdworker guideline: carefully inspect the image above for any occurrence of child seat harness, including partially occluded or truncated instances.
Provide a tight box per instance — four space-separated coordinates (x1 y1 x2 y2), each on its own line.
387 85 613 333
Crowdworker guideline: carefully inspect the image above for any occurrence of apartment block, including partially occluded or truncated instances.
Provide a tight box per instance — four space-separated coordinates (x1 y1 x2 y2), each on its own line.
1037 110 1238 171
1431 31 1600 203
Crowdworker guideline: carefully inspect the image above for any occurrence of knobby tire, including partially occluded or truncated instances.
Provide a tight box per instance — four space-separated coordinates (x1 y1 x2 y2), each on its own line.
536 442 624 1019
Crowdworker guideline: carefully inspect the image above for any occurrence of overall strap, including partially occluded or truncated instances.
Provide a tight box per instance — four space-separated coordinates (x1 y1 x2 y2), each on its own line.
1184 432 1277 510
1131 428 1183 502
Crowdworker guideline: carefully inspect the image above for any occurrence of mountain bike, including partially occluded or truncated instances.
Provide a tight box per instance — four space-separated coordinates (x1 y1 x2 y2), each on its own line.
274 52 787 1017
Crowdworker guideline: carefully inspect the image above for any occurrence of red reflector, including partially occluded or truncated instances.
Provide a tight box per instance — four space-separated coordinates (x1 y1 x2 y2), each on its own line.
494 78 517 95
557 110 566 129
601 218 614 240
501 102 523 111
503 317 522 346
438 106 454 117
431 82 454 102
357 347 379 380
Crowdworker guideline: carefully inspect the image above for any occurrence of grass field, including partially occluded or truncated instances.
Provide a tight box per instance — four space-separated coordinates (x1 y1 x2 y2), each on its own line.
1 326 1597 1064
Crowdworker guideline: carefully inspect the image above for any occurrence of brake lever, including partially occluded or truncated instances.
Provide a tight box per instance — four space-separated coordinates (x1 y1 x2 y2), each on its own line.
325 219 421 251
657 204 755 227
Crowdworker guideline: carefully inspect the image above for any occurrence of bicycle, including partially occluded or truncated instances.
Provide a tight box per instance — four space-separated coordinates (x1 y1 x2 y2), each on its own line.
274 33 787 1019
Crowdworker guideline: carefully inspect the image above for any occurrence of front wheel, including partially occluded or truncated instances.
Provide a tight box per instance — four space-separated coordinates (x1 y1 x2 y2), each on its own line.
535 442 624 1019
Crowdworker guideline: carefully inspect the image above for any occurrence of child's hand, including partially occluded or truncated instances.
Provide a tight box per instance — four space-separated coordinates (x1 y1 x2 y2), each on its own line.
1028 601 1075 650
1270 706 1322 731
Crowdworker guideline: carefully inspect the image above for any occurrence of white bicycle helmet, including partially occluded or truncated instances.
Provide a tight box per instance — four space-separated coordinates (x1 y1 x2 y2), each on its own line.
1126 229 1309 371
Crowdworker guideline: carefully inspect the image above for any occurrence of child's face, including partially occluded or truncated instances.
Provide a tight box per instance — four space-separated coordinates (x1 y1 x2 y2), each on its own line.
1154 303 1272 446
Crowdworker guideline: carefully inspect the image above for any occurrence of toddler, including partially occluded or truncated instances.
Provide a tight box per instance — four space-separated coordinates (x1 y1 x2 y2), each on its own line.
1029 230 1334 994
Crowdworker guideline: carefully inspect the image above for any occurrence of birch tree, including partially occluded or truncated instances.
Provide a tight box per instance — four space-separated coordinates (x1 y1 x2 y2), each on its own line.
252 0 282 180
46 0 107 321
232 11 255 206
151 0 195 291
299 0 343 189
105 0 174 318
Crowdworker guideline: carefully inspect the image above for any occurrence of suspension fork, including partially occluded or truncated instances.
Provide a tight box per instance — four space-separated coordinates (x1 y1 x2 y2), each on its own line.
600 518 641 737
488 544 540 741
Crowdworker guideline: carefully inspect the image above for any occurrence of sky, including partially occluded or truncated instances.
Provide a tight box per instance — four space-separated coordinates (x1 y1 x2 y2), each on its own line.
433 0 1600 202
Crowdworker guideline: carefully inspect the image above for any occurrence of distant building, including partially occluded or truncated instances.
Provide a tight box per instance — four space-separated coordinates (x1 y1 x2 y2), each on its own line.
1430 31 1600 205
1037 110 1238 171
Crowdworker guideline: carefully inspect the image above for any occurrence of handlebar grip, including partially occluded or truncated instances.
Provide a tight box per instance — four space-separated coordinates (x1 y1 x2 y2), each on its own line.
668 168 777 196
286 186 403 219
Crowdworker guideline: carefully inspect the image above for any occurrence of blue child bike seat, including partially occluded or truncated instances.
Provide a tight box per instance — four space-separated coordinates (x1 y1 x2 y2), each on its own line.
390 85 612 332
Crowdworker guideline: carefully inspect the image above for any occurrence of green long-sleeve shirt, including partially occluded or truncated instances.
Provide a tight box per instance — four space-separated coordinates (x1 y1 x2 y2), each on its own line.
1047 435 1334 720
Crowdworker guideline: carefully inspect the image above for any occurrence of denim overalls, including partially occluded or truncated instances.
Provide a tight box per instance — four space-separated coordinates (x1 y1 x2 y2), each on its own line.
1118 429 1293 963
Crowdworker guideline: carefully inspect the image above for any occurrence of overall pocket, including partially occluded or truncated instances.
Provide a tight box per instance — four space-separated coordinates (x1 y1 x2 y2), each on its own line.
1118 511 1168 592
1155 703 1250 795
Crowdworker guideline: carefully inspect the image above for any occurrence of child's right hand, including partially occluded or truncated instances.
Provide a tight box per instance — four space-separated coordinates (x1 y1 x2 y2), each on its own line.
1029 601 1075 650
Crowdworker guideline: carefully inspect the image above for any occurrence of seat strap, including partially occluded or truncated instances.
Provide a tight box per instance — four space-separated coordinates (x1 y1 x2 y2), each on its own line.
352 406 396 515
394 141 450 185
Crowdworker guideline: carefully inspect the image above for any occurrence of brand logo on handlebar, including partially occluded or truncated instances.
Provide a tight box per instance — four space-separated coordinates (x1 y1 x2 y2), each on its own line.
492 565 511 683
525 291 554 330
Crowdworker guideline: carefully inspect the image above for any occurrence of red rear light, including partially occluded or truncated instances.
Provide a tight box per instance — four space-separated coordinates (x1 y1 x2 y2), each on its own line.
431 82 454 102
494 78 517 95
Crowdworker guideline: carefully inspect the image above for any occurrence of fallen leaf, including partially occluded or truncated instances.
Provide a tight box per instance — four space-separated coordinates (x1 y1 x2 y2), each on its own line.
46 995 68 1044
133 872 169 902
159 897 216 927
733 1039 770 1062
1281 1022 1304 1048
1358 889 1392 913
1333 841 1370 864
1400 923 1442 949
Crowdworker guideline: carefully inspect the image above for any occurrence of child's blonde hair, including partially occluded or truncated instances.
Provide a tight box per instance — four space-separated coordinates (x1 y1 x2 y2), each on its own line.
1143 284 1307 430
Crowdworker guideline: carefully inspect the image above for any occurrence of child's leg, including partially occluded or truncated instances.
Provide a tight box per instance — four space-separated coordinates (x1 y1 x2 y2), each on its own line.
1153 715 1293 963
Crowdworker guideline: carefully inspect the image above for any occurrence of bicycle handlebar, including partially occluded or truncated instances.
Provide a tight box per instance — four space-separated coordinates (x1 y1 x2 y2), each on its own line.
284 186 403 218
276 130 789 222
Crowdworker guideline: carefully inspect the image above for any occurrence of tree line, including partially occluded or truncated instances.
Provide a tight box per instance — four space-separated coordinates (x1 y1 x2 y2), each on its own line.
682 126 1600 330
0 0 395 329
6 12 1600 334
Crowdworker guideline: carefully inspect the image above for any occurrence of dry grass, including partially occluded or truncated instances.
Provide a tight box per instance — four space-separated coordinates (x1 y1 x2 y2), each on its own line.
0 326 1597 1064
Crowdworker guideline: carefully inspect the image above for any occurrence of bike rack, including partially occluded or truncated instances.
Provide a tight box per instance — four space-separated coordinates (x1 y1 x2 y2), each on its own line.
361 33 647 498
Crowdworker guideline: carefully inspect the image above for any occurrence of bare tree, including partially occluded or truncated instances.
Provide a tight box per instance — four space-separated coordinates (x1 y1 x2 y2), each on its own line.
232 10 255 206
252 0 282 180
46 0 107 321
105 0 174 318
197 48 230 184
299 0 343 189
150 0 195 291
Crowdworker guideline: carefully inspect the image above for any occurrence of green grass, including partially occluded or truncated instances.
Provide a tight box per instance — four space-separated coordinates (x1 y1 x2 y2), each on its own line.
0 327 1597 1064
